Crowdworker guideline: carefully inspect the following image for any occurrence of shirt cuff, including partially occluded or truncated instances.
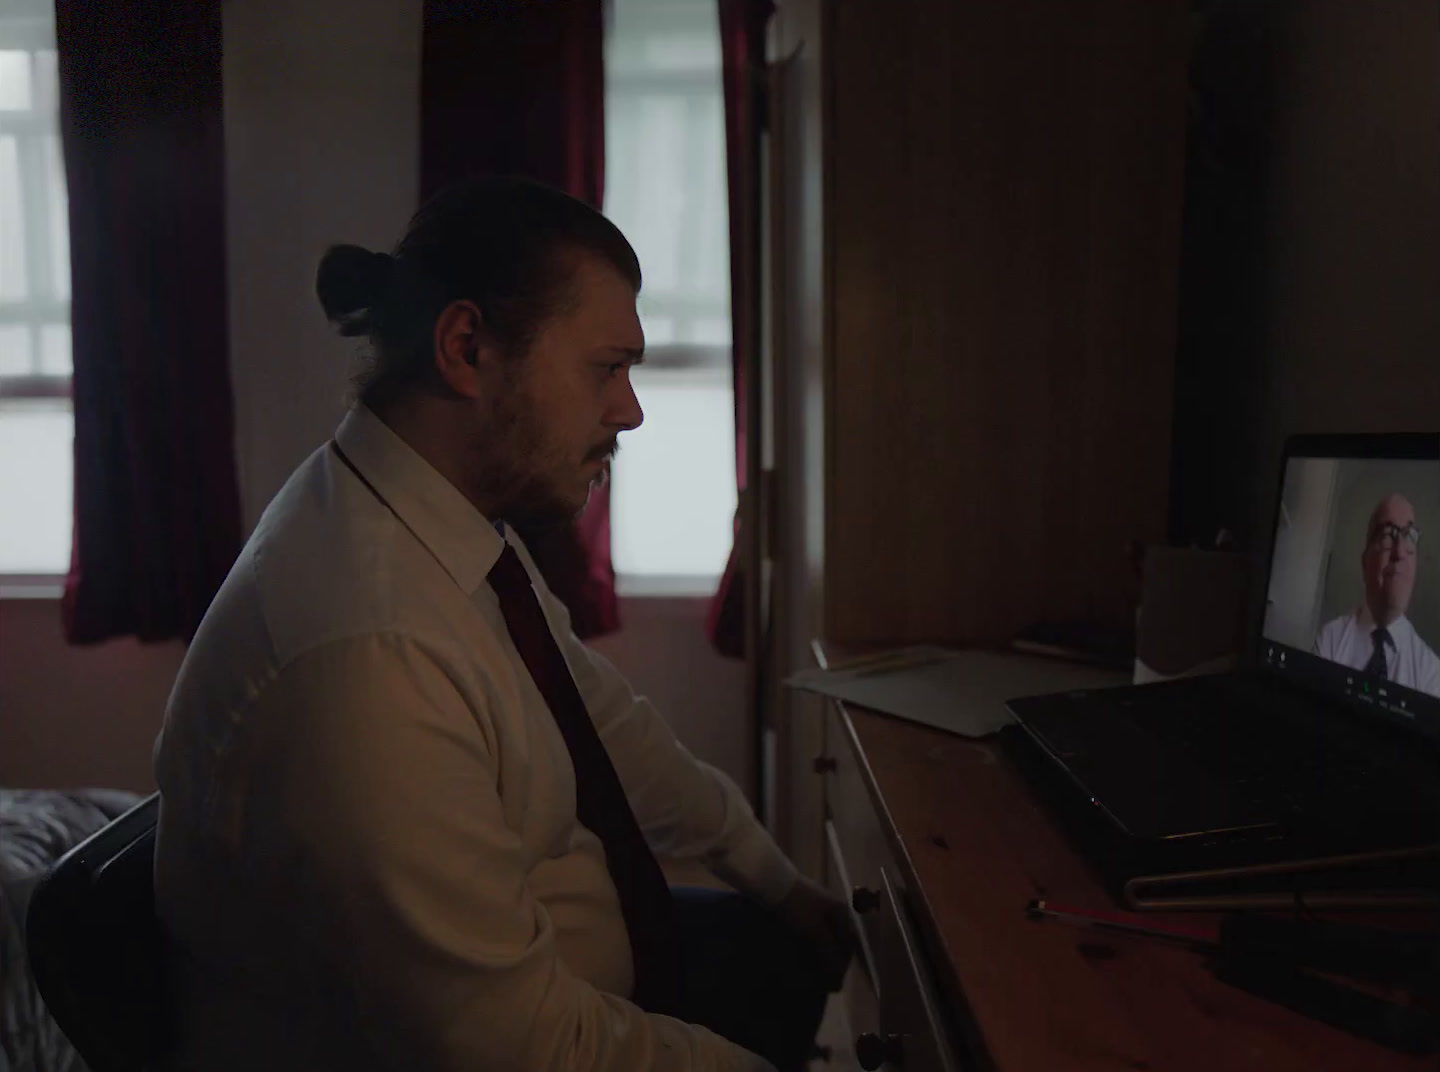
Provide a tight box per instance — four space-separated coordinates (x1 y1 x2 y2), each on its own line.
711 819 801 906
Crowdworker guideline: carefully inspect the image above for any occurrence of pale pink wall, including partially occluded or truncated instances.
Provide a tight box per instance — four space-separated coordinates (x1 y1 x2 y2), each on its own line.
590 597 750 798
0 595 746 795
0 600 182 792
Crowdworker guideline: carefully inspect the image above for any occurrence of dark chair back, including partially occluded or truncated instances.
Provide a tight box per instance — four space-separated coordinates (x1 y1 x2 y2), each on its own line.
25 792 166 1072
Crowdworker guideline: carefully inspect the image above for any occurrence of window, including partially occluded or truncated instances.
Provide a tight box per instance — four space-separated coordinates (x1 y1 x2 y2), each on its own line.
604 0 736 596
0 0 70 585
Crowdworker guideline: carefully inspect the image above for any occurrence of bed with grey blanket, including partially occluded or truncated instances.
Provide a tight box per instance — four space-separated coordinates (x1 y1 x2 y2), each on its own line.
1 788 140 1072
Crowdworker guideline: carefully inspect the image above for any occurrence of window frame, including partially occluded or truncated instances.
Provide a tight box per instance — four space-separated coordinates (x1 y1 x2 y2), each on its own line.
0 573 64 598
0 8 73 587
0 18 70 388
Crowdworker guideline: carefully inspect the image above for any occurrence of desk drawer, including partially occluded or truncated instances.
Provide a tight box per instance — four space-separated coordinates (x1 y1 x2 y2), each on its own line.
826 818 880 988
824 819 880 1072
821 700 961 1072
865 868 959 1072
824 703 892 899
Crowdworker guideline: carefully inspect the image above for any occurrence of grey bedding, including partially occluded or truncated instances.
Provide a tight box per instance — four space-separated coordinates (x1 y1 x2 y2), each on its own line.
1 788 141 1072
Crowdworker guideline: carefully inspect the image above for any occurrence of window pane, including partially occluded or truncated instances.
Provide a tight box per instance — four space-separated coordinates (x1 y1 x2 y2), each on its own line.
640 34 720 73
0 324 30 375
606 0 734 582
0 136 28 300
34 49 57 116
0 399 73 573
640 313 675 345
611 371 737 577
607 0 720 74
45 134 69 299
682 317 731 346
0 51 32 111
604 97 643 234
614 95 688 292
685 94 730 300
39 322 69 375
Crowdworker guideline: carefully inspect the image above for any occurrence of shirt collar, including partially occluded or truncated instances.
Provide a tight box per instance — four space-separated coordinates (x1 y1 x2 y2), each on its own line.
334 405 506 596
1355 607 1413 645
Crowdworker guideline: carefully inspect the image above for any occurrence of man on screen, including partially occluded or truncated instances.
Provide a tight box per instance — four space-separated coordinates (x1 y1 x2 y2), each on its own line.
1315 493 1440 697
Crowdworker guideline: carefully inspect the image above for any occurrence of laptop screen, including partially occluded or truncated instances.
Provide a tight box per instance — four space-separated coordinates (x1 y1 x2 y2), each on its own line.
1260 439 1440 732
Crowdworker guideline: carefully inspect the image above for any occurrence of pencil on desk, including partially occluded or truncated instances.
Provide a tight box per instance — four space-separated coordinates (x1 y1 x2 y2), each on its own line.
828 647 954 677
1025 898 1219 949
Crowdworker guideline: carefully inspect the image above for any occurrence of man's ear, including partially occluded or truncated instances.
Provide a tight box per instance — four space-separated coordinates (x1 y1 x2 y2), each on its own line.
432 299 497 398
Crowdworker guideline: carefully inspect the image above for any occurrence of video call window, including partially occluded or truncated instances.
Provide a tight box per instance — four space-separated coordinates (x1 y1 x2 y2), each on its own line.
1263 457 1439 699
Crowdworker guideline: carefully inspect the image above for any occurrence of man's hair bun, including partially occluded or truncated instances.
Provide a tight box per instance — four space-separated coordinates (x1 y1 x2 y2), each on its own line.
315 244 395 336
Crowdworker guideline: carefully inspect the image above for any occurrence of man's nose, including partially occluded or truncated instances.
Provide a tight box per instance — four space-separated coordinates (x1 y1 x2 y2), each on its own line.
610 376 643 432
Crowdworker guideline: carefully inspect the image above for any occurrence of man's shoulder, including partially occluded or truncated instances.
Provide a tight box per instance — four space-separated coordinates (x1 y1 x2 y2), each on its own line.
1313 613 1357 659
189 448 472 679
165 478 489 761
257 454 471 654
1407 622 1440 665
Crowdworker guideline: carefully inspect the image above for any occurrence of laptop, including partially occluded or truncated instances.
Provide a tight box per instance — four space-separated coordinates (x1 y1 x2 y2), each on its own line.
1005 434 1440 867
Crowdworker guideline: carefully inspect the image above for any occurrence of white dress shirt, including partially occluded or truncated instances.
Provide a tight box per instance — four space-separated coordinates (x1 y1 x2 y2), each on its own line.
152 405 798 1072
1313 609 1440 697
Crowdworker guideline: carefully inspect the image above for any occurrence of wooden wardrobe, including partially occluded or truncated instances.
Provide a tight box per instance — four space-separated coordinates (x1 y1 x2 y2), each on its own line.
755 0 1191 877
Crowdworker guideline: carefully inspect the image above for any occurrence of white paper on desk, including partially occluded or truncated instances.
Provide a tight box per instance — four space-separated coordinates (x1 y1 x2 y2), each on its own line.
784 647 1127 739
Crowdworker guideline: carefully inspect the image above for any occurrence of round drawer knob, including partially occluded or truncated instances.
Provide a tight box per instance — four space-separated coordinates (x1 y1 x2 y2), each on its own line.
855 1031 904 1070
850 886 881 914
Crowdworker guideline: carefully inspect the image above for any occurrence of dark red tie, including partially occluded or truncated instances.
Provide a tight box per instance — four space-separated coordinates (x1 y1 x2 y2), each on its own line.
487 544 678 1013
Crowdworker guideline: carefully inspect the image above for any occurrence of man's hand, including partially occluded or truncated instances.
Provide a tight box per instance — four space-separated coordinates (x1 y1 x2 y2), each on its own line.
773 875 856 988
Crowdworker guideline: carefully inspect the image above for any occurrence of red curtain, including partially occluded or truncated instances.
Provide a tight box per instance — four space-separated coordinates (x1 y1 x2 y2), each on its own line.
421 0 617 639
707 0 774 658
55 0 243 645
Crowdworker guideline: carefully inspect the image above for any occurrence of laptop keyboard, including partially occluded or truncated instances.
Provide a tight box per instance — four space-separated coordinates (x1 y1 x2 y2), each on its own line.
1154 679 1407 793
1018 674 1437 839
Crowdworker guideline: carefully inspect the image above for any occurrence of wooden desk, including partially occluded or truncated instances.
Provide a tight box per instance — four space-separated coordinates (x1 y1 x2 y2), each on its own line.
816 674 1433 1071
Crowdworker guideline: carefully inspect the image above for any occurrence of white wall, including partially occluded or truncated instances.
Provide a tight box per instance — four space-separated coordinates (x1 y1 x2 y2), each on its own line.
0 0 750 796
224 0 424 528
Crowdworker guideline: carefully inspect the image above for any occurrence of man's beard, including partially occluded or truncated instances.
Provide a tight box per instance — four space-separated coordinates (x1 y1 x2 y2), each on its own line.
469 371 602 531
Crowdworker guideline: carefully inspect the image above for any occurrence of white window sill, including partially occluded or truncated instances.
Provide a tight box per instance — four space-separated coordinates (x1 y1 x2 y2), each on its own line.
615 573 721 599
3 575 722 602
0 574 64 599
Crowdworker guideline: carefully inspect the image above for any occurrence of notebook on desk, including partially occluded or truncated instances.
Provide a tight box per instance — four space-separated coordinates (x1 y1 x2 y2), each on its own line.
1005 434 1440 885
786 647 1127 738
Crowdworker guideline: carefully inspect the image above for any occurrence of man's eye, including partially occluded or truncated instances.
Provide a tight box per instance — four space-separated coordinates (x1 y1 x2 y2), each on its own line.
606 363 625 377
